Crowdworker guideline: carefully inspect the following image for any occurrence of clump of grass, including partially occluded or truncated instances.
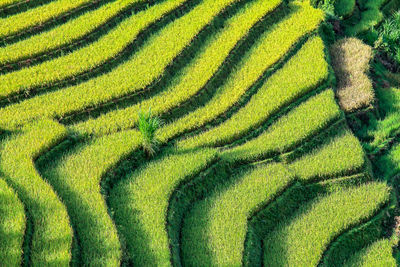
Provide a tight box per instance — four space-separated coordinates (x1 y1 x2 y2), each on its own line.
330 38 374 112
377 11 400 67
138 108 162 156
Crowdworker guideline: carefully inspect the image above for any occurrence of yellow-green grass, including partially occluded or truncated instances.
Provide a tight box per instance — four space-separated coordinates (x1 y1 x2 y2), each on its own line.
263 182 390 266
40 129 142 266
222 89 342 162
0 0 20 8
178 35 328 149
181 163 293 267
71 0 283 136
109 149 217 266
343 239 396 267
0 0 144 64
0 0 241 130
157 1 324 144
0 0 187 99
0 0 94 38
0 178 25 266
290 129 365 181
0 119 73 266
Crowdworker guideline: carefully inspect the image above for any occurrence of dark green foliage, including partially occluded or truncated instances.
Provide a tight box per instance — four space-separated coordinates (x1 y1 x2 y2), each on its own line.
377 11 400 65
138 108 162 156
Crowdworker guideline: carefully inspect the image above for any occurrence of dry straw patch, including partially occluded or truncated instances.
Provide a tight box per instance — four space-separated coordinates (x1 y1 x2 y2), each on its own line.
330 37 374 112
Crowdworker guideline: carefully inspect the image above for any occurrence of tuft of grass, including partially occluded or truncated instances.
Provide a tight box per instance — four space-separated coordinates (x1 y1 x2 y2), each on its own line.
330 38 374 112
138 108 162 156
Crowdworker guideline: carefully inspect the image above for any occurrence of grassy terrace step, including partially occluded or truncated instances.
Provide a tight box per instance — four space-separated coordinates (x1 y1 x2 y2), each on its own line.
0 120 73 266
289 129 366 181
156 1 324 144
343 239 396 266
177 36 328 149
181 163 293 267
0 0 148 66
263 182 390 266
70 0 284 136
0 0 188 101
109 149 217 266
222 89 342 163
0 0 97 39
0 0 240 130
39 129 142 266
222 89 342 162
0 178 25 266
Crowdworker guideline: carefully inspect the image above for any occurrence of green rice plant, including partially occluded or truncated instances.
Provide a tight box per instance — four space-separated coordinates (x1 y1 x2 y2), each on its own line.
181 163 293 267
109 148 217 266
289 129 365 181
0 0 187 100
157 1 324 143
0 0 240 130
0 119 73 266
0 0 95 38
263 182 390 266
0 178 25 266
71 0 283 136
177 36 328 149
138 108 162 156
40 129 142 266
222 89 342 162
343 239 397 267
0 0 144 64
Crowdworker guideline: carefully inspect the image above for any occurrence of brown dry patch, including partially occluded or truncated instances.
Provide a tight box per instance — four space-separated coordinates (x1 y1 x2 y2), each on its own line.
330 37 374 112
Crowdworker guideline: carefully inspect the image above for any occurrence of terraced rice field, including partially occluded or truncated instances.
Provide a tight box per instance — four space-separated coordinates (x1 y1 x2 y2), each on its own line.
0 0 398 266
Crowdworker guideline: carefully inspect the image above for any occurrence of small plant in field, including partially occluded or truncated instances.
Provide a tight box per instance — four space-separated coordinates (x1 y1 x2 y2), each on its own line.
377 12 400 67
138 108 162 156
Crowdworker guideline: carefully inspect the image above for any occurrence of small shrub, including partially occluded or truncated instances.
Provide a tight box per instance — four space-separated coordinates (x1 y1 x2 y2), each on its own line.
138 108 162 156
